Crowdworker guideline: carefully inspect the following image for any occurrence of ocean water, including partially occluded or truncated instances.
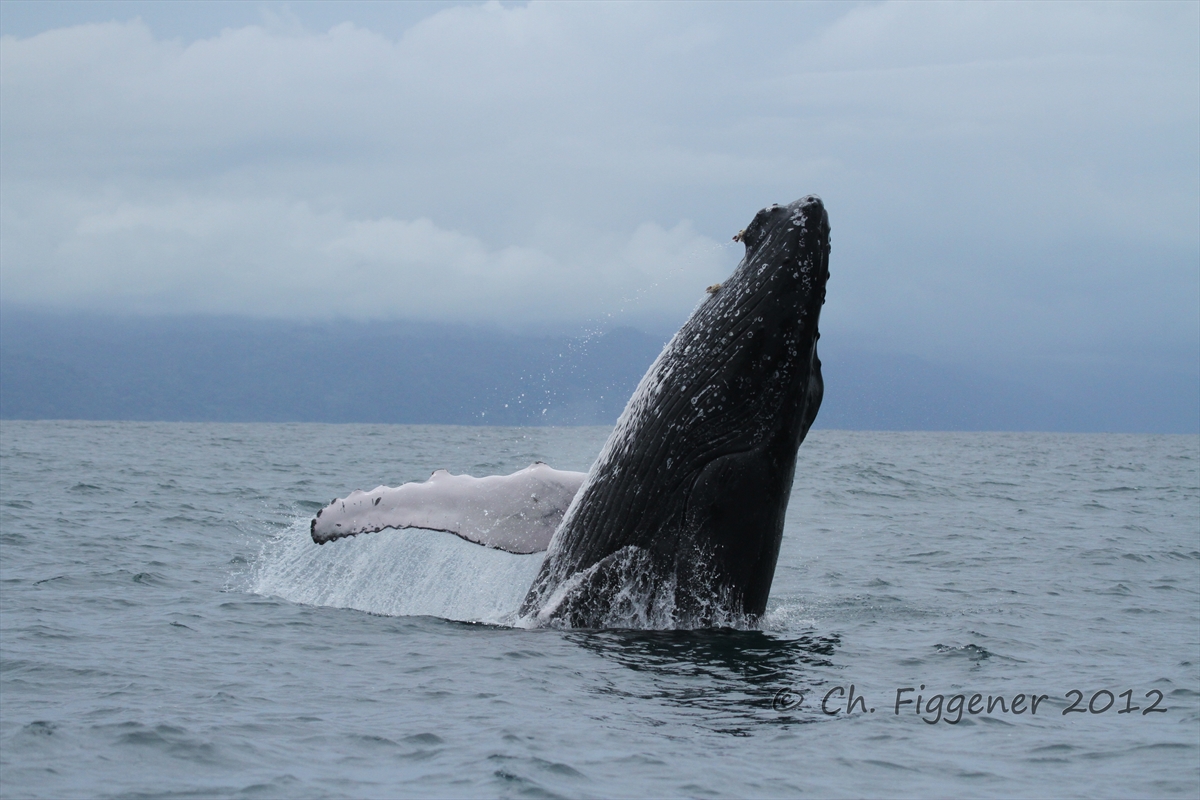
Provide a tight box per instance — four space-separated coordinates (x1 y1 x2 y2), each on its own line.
1 420 1197 799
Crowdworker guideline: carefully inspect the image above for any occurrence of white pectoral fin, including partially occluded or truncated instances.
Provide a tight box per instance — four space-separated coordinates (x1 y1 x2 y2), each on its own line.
310 462 587 554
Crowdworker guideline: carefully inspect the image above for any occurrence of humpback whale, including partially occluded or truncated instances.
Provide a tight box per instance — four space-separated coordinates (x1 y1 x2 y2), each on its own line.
311 195 830 628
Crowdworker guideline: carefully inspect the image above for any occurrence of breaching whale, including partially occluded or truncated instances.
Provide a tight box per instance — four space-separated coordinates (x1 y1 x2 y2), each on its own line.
311 195 830 628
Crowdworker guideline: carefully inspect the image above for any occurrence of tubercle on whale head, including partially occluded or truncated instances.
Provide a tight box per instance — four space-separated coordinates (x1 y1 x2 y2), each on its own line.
736 195 823 247
748 195 826 253
717 195 830 333
736 203 782 253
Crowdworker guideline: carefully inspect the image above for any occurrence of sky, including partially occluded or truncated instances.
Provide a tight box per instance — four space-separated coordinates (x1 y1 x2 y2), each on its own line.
1 0 1197 376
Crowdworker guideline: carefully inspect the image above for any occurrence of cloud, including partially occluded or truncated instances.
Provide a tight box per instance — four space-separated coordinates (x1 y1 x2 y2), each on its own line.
2 188 728 323
0 1 1195 362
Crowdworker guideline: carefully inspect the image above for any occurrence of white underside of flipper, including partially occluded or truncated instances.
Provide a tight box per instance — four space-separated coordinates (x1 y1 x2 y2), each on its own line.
310 463 586 554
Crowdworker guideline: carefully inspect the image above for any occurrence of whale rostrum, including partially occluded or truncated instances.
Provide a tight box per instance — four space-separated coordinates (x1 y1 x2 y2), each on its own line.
311 195 830 628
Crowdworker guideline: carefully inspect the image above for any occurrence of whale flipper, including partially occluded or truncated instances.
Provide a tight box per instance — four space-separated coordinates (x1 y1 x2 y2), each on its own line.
310 463 586 554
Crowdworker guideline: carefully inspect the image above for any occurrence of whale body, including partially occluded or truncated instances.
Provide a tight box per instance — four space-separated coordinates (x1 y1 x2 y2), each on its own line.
310 195 830 628
520 195 829 626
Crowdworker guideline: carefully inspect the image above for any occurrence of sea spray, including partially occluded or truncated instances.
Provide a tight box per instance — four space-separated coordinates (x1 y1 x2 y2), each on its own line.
251 518 545 624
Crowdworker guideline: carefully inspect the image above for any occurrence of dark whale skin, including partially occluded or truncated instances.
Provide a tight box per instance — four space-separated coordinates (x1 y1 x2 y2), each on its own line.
520 196 830 627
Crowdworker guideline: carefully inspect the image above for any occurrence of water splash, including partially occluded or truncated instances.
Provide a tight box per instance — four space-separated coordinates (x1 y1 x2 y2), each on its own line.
527 545 763 631
250 519 771 631
249 518 544 625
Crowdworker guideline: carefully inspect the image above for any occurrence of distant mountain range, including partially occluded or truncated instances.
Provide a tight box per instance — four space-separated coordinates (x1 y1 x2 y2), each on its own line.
1 308 1195 432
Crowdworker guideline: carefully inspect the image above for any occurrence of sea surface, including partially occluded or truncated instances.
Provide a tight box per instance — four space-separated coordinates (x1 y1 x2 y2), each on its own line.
1 421 1197 799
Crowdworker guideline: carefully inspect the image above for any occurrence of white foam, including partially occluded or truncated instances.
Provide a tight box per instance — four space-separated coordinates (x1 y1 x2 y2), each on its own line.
760 601 819 631
249 519 545 625
529 545 760 630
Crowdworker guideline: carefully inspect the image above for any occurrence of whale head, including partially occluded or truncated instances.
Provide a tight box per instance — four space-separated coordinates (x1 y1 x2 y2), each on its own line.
521 195 830 627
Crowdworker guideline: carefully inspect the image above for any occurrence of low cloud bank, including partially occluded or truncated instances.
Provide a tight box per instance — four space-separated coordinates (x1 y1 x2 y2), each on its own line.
1 2 1196 364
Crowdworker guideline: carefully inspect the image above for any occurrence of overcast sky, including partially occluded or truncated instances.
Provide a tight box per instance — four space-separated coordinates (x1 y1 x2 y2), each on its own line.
1 1 1196 371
